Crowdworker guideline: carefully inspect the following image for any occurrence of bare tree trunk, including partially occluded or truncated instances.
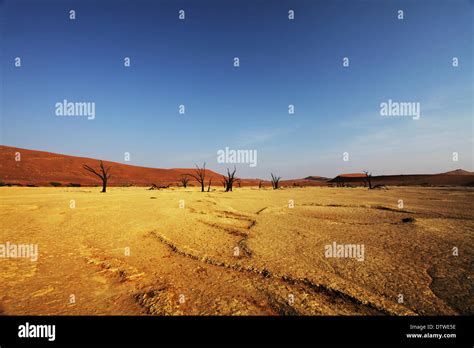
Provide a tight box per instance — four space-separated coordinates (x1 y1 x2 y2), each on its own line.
179 175 189 188
271 173 281 189
223 167 238 192
187 163 206 192
363 170 373 189
207 177 212 192
83 161 112 193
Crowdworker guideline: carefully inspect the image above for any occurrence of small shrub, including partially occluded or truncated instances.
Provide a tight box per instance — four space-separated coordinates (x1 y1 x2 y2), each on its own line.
67 183 81 187
50 182 62 187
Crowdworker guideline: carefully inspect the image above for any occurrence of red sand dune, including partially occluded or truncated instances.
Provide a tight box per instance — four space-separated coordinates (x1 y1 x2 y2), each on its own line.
304 176 330 181
0 145 318 188
442 169 474 175
328 171 474 187
0 146 225 187
279 179 328 187
338 173 367 178
1 146 473 187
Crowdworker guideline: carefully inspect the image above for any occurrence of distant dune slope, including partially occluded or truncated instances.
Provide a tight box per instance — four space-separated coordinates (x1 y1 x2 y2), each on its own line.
328 172 474 187
0 146 225 187
1 146 472 187
442 169 474 175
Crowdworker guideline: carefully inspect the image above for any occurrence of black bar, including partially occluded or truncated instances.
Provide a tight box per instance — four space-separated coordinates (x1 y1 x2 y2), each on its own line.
0 316 472 346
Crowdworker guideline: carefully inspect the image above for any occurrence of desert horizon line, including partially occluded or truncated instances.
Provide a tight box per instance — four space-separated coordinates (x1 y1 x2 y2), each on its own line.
0 144 472 181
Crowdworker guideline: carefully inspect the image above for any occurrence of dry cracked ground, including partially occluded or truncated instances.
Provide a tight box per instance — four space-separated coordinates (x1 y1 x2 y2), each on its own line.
0 186 473 315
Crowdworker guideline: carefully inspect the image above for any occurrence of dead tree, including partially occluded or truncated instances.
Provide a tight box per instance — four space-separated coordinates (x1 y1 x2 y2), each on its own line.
179 175 190 188
270 173 281 190
149 183 170 190
188 163 206 192
82 161 111 193
363 170 373 189
207 177 213 192
222 166 238 192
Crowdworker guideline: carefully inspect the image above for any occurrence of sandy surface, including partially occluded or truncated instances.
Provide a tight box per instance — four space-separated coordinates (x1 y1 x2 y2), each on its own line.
0 186 472 315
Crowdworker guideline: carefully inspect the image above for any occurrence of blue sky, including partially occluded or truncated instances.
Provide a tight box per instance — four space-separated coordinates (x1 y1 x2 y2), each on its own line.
1 0 472 178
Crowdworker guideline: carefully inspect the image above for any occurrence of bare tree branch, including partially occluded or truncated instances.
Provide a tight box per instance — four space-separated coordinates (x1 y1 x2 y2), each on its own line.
187 162 206 192
82 161 112 192
207 176 213 192
222 166 238 192
179 174 190 188
363 170 373 189
270 173 281 190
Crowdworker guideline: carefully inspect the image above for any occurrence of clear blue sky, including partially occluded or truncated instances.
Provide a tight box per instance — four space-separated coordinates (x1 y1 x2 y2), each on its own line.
1 0 472 178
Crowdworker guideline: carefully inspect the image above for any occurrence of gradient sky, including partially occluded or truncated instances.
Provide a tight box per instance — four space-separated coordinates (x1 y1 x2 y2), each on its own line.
1 0 472 178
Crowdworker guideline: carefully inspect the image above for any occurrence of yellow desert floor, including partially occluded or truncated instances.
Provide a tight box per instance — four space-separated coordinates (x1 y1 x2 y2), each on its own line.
0 186 473 315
